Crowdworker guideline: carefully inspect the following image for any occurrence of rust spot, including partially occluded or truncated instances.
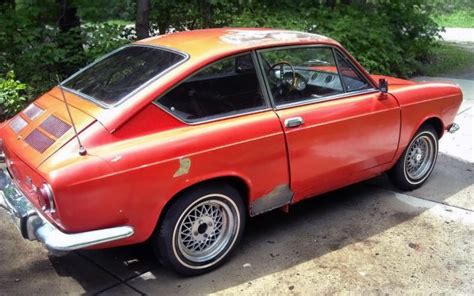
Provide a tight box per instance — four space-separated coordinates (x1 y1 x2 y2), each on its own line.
250 184 293 216
173 157 191 177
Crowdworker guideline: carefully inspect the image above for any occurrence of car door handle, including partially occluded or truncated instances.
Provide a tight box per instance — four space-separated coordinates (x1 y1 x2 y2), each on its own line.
285 117 304 128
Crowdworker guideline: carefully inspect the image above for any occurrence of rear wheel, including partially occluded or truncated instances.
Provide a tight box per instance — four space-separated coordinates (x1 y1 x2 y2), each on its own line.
389 125 438 190
153 184 245 275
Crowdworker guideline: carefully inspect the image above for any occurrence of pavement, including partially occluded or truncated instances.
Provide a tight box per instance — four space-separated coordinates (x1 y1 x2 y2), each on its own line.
1 54 474 295
0 78 472 295
440 28 474 43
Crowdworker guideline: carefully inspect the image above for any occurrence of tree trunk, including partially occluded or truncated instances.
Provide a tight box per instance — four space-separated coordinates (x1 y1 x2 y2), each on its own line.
200 0 213 28
136 0 150 39
1 0 15 9
57 0 84 77
58 0 80 32
325 0 336 9
341 0 352 5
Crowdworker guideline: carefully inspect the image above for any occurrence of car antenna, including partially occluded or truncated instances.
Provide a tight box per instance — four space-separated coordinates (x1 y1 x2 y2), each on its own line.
56 75 87 156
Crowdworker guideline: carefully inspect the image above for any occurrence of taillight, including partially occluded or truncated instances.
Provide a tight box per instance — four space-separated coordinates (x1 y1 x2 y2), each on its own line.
0 138 4 162
36 183 55 213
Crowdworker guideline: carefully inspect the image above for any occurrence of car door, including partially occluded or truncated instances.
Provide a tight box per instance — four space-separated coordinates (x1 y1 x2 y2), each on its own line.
257 46 400 202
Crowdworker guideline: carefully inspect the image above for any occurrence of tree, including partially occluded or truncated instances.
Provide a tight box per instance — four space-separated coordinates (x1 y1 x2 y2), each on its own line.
136 0 150 39
1 0 15 9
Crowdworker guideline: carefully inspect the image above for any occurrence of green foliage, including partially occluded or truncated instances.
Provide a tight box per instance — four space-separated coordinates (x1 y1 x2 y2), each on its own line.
149 0 242 34
0 0 445 121
433 10 474 28
0 4 133 99
419 42 474 76
82 23 134 61
0 71 28 121
0 3 86 95
74 0 136 22
230 0 440 77
428 0 474 13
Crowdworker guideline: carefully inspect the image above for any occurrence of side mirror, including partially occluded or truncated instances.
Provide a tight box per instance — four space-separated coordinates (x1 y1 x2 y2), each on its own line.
379 78 388 93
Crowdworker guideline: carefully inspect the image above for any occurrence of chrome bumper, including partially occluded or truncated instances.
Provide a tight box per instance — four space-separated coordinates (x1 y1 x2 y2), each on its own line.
0 167 134 253
448 123 460 133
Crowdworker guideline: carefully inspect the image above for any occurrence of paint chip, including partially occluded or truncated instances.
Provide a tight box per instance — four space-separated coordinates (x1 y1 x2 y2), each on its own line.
173 157 191 177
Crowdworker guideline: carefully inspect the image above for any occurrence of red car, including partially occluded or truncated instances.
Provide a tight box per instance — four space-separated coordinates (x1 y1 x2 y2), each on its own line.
0 28 462 275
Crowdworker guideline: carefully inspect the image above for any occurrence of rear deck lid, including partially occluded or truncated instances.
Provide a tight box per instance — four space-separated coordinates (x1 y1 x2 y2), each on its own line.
3 88 100 168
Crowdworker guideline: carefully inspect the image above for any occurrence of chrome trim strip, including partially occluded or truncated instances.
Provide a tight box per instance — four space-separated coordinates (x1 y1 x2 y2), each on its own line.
60 44 190 109
152 102 273 126
42 183 56 214
275 88 379 110
0 167 134 251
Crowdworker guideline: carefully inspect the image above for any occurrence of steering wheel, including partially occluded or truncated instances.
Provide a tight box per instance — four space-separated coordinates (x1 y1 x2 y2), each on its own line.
268 62 297 89
267 61 307 93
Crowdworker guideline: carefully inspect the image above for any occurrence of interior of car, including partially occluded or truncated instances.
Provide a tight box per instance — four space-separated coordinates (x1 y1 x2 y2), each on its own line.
260 47 371 105
158 54 265 122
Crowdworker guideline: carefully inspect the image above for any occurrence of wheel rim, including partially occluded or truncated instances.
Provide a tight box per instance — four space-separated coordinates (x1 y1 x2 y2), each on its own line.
175 196 238 265
404 134 435 182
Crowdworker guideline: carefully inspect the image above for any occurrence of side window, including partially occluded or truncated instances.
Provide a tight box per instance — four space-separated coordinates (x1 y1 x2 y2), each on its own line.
259 47 344 106
335 52 371 92
156 53 266 122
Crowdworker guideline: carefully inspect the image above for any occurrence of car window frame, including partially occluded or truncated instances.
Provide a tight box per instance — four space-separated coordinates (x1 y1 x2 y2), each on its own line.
332 48 373 93
60 44 190 109
153 51 272 125
255 44 378 110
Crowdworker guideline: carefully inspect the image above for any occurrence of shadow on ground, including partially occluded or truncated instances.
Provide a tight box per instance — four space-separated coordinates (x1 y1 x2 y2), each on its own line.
20 153 468 295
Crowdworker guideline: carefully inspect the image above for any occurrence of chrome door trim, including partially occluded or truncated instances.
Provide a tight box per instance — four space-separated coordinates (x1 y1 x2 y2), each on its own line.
275 88 380 110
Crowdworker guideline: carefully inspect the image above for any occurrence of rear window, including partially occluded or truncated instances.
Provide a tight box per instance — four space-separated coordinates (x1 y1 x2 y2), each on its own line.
62 46 187 107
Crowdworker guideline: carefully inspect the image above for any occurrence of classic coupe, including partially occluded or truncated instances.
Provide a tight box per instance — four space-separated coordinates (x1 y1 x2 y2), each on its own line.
0 28 462 275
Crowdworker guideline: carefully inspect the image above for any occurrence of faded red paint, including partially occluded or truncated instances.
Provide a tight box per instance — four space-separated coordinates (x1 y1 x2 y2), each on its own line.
0 28 463 249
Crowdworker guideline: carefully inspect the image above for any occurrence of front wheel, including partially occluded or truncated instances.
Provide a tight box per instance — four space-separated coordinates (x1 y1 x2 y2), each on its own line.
153 184 245 275
389 125 439 191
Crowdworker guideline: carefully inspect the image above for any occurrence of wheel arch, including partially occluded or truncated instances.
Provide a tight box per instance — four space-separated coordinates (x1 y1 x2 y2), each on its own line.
419 116 444 139
153 175 250 236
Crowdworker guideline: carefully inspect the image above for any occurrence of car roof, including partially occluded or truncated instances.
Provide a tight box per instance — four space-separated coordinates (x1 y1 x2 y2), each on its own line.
136 28 341 61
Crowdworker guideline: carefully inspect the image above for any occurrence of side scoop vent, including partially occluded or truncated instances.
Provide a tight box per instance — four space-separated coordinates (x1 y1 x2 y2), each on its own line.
40 115 71 138
24 129 55 153
23 104 44 120
9 116 28 134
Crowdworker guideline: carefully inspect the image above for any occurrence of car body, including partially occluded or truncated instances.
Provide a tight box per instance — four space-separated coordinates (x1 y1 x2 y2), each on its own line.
0 28 462 274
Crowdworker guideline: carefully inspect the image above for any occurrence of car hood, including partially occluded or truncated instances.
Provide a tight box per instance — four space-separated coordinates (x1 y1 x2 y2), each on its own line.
0 87 102 169
370 74 416 91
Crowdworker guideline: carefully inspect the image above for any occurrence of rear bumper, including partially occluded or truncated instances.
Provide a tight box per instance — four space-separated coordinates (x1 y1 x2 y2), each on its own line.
448 122 460 133
0 167 134 253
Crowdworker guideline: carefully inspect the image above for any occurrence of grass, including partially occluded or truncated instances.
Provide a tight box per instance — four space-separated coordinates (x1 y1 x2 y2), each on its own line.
433 10 474 28
419 42 474 77
105 19 133 26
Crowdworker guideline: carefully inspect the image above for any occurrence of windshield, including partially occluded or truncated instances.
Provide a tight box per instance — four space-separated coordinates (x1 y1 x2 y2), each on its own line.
62 46 187 107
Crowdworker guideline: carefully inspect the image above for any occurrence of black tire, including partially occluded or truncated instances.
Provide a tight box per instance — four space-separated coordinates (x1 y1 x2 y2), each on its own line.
389 125 439 191
153 183 246 276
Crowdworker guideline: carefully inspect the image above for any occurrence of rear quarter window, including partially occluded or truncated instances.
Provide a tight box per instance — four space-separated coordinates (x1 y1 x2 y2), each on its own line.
155 53 267 123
